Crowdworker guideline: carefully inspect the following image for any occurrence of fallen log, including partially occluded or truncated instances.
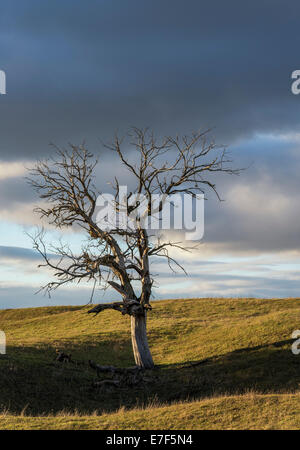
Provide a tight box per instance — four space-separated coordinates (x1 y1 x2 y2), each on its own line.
89 360 146 388
88 360 142 374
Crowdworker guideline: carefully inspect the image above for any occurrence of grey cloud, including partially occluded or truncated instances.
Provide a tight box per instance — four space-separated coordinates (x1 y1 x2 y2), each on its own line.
1 0 300 304
0 285 105 309
1 268 299 309
154 271 300 299
0 245 40 262
0 1 300 160
0 175 36 209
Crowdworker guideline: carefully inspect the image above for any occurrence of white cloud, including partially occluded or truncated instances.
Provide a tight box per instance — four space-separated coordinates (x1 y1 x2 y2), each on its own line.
227 174 293 219
0 161 28 180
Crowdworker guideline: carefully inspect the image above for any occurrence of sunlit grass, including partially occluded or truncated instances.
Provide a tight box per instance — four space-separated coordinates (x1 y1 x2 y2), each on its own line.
1 393 300 430
0 297 299 429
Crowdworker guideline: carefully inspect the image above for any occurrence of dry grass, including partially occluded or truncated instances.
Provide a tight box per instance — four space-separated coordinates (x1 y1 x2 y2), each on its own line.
1 392 300 430
0 297 299 429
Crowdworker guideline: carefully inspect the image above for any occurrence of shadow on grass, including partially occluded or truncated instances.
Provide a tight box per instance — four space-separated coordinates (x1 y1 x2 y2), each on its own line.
0 338 299 415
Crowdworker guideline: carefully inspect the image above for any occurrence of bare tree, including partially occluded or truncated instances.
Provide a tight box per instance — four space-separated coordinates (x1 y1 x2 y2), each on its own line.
28 128 239 369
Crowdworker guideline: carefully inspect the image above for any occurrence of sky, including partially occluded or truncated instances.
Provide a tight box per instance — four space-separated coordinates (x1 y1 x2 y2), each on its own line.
1 0 300 308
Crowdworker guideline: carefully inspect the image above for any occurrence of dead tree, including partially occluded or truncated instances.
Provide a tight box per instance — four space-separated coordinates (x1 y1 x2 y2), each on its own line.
28 128 239 369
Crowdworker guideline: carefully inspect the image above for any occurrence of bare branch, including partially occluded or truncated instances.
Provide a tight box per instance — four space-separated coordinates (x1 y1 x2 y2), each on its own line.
28 129 240 313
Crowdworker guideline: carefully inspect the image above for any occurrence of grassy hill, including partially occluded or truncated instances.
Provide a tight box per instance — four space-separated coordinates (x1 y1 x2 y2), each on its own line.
0 297 300 429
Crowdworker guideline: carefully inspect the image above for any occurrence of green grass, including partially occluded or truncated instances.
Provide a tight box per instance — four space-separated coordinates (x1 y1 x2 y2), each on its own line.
0 297 300 429
1 393 300 430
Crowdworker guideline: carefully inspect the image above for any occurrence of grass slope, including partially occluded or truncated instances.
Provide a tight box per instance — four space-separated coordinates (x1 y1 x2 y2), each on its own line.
0 297 300 429
1 393 300 430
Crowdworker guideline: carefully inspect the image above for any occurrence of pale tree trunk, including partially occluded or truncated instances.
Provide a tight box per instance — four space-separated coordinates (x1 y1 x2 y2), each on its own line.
131 313 154 369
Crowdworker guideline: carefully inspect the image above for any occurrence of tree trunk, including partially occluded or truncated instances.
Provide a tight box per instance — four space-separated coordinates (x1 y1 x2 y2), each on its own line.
131 313 154 369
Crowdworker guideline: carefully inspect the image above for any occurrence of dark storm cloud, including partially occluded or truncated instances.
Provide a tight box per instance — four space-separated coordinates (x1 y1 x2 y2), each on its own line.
1 0 300 270
0 0 300 160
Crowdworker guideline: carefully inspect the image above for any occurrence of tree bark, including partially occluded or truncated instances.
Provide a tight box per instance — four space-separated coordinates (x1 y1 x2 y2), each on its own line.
131 313 154 369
